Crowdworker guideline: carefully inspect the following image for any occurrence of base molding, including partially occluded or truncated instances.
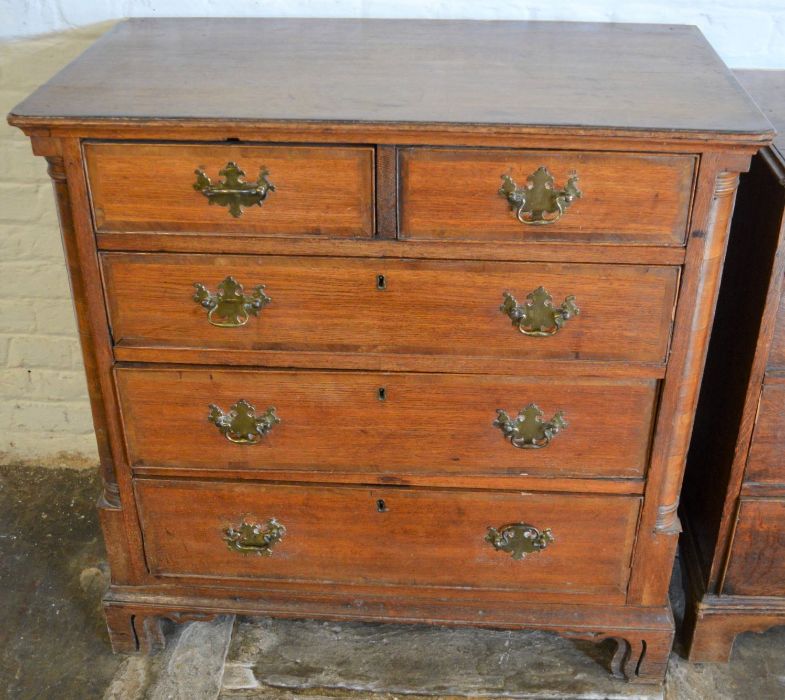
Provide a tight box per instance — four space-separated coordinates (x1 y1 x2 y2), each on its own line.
683 593 785 663
103 586 673 683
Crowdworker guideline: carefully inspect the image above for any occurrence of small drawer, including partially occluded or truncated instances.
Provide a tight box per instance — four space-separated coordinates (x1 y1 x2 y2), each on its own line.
745 376 785 485
135 478 640 602
723 498 785 596
101 253 679 365
116 367 657 479
84 142 374 237
399 148 696 245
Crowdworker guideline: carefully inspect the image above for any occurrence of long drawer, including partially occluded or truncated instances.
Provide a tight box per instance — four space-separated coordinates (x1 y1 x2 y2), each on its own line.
135 478 640 602
116 368 657 479
102 253 678 365
84 142 375 237
399 147 696 245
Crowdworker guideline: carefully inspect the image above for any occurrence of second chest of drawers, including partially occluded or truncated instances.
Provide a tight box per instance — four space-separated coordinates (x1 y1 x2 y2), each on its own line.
681 70 785 662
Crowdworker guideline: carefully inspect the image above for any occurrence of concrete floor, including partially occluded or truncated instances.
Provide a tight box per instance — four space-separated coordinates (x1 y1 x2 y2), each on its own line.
2 465 785 700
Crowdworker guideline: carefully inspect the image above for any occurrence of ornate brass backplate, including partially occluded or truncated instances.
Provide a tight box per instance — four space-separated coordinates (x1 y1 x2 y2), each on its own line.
193 276 271 328
500 287 579 336
486 523 554 560
224 518 286 556
193 161 275 218
494 403 567 449
499 166 581 225
208 399 280 444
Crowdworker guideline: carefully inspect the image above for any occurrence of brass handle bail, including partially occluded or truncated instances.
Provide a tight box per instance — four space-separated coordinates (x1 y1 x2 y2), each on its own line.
494 403 566 449
193 161 275 218
193 276 271 328
486 523 554 560
499 166 581 225
224 518 286 555
500 286 579 337
208 399 280 444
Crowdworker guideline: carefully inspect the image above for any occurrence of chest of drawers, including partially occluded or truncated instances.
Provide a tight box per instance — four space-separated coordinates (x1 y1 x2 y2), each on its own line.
681 70 785 662
8 18 771 684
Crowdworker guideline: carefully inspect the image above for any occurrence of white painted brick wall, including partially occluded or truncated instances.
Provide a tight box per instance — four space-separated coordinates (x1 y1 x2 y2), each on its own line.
0 26 107 466
0 2 783 467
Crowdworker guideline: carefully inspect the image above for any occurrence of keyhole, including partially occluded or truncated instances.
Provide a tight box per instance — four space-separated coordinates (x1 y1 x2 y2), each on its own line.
377 387 386 401
376 274 387 290
376 499 388 512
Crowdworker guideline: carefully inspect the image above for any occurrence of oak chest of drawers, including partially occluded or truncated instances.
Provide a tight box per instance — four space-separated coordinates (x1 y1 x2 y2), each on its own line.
681 70 785 662
8 18 771 684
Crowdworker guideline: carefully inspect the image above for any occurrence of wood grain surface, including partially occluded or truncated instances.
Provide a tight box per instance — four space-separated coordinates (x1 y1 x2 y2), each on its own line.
9 19 770 137
722 498 785 596
85 142 374 236
115 368 657 479
134 478 640 602
400 148 696 245
102 253 678 365
744 376 785 484
735 70 785 163
768 289 785 368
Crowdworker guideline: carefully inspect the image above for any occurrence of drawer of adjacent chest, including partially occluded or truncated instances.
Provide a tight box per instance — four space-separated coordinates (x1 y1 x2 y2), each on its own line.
102 254 678 366
767 283 785 370
722 498 785 596
135 478 640 603
745 375 785 485
84 142 374 237
116 368 657 479
399 148 696 245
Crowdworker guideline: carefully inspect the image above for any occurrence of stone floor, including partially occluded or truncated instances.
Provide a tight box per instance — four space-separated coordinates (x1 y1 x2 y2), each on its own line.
2 464 785 699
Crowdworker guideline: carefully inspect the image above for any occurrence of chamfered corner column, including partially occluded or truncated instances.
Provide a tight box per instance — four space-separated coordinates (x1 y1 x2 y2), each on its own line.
44 154 121 510
628 162 744 607
45 152 143 591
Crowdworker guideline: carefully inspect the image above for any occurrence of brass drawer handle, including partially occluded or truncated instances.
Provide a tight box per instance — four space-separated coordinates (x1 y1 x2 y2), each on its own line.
501 286 579 337
486 523 554 560
494 403 566 449
193 276 271 328
224 518 285 556
499 166 581 225
193 161 275 218
208 399 280 444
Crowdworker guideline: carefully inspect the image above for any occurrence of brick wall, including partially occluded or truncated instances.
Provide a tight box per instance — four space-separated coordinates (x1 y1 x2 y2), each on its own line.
1 3 783 467
0 26 110 466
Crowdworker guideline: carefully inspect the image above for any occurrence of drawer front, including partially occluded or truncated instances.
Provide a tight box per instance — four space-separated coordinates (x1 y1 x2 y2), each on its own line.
102 253 678 365
135 478 639 601
85 142 374 237
745 378 785 485
117 368 657 478
768 283 785 369
723 499 785 596
399 148 696 245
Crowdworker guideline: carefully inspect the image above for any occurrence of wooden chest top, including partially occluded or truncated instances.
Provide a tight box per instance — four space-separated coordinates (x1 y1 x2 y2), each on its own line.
9 18 771 138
